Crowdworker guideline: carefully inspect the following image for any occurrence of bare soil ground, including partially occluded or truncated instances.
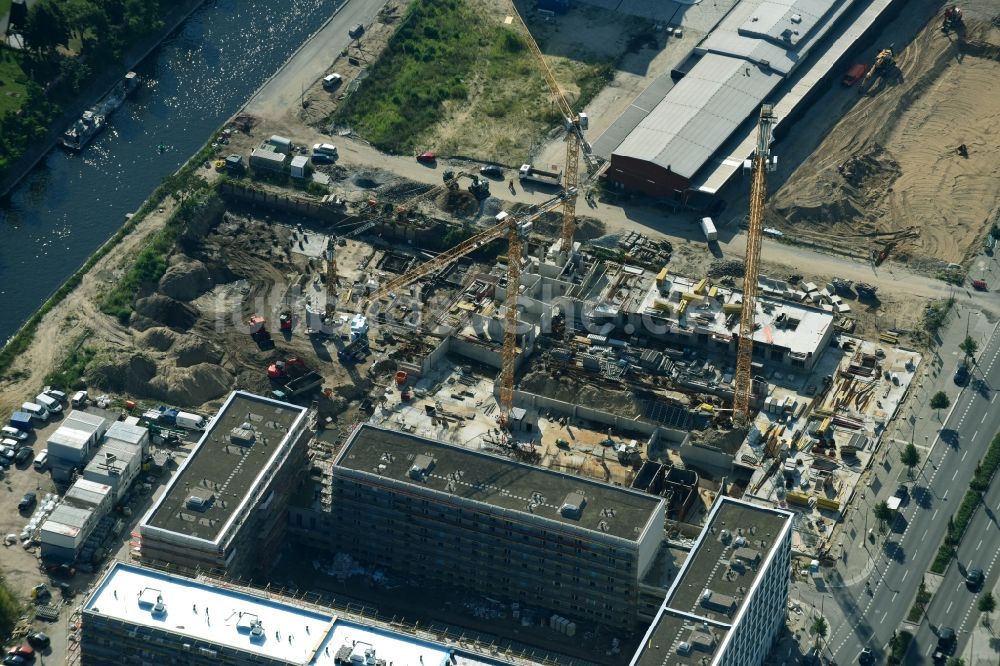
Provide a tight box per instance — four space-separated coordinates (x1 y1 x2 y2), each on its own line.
769 20 1000 269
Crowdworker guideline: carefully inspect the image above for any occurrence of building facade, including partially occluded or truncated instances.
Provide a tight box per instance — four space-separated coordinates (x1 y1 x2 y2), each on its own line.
292 425 666 631
631 496 793 666
81 562 522 666
137 391 310 578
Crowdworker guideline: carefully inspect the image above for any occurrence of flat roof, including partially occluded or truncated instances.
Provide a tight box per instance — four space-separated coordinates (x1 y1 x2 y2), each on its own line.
632 497 793 666
336 425 665 542
608 0 876 182
142 392 307 544
105 421 148 446
84 563 499 666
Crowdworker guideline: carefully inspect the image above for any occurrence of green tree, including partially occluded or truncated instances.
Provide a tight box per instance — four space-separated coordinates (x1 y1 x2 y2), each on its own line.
810 615 828 649
900 443 921 478
980 591 995 627
23 0 70 54
930 391 950 419
959 335 978 364
874 500 894 532
946 658 966 666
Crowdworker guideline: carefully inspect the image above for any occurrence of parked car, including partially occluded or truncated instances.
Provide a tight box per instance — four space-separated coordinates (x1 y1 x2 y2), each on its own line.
14 448 32 466
416 151 436 164
70 390 88 408
26 633 49 650
479 164 503 178
3 654 27 666
322 73 343 90
18 493 36 512
0 447 14 466
954 362 970 385
43 388 66 402
348 23 364 38
0 426 28 442
857 647 874 665
310 153 334 164
972 279 988 291
6 645 32 659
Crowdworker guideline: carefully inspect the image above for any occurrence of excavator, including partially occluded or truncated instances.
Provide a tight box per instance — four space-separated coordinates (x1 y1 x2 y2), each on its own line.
857 48 894 95
942 5 963 33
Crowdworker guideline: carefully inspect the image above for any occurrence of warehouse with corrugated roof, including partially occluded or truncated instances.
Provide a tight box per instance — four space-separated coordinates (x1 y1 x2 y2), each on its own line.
595 0 902 199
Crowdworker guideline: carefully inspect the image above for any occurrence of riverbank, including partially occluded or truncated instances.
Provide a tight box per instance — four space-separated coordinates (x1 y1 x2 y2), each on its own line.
0 0 207 199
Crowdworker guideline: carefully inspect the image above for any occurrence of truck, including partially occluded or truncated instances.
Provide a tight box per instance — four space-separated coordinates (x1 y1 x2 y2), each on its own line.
175 412 207 431
272 371 323 401
9 412 33 432
699 217 718 242
337 336 370 364
518 164 562 187
841 63 869 86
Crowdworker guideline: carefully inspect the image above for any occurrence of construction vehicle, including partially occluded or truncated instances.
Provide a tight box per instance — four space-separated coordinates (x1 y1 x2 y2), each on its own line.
272 370 322 401
841 63 869 87
942 5 963 32
503 0 599 254
337 336 370 364
733 105 777 424
267 356 307 381
518 164 563 188
443 169 490 200
358 190 572 421
858 48 893 95
248 315 270 342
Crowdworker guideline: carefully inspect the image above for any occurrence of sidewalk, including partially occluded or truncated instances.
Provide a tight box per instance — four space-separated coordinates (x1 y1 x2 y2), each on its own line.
959 575 1000 665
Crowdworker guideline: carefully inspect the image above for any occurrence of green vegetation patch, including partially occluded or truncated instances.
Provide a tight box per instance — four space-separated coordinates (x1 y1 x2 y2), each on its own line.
44 334 96 390
335 0 487 153
334 0 614 160
906 580 932 622
0 576 20 643
0 48 29 118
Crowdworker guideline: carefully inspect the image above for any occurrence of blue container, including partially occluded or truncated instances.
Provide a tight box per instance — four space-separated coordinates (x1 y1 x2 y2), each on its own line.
9 411 33 431
158 407 179 425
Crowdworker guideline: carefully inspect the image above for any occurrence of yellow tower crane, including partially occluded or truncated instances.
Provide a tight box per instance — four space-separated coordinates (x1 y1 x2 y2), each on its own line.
360 191 573 417
502 0 597 254
733 105 777 424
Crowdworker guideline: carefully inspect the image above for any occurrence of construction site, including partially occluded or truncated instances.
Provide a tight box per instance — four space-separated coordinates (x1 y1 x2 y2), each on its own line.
5 1 999 664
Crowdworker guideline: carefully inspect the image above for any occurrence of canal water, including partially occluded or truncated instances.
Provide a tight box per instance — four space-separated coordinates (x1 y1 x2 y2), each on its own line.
0 0 340 344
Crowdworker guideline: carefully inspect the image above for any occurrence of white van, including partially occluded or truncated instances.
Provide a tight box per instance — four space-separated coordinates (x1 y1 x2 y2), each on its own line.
322 73 343 90
21 403 49 422
33 450 48 471
71 390 88 407
35 393 62 414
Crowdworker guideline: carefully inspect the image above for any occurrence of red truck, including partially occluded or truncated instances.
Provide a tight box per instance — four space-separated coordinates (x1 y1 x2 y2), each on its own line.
972 279 988 291
842 63 869 86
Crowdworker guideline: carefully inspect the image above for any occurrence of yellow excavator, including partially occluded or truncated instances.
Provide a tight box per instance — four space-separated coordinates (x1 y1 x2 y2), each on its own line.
857 48 894 95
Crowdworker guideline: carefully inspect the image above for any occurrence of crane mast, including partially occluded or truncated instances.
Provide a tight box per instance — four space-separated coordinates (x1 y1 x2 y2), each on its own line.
503 0 587 253
733 105 776 424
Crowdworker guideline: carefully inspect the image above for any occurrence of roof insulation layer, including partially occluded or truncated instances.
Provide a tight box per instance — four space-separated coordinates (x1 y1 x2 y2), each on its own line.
84 563 494 666
737 0 837 46
613 54 781 179
104 421 148 447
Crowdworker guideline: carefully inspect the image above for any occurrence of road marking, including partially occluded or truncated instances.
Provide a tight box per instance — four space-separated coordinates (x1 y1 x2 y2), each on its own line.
892 591 898 602
932 509 939 521
977 539 983 550
953 469 959 480
880 610 888 624
973 430 979 441
901 570 908 582
947 601 954 614
983 412 989 424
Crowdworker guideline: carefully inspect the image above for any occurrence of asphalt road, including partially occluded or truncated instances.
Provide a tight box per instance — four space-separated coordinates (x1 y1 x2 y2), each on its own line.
826 321 1000 664
243 0 385 116
904 438 1000 664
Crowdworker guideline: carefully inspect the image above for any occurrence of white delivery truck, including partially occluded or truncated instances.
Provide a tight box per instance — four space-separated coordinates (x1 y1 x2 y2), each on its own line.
21 402 49 422
699 217 718 242
175 412 207 431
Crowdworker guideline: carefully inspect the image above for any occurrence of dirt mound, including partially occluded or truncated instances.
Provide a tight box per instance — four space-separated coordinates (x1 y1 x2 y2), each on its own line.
520 369 641 418
147 363 233 406
158 258 213 301
137 327 178 351
133 294 200 331
87 352 157 394
708 260 745 279
837 144 901 190
174 337 224 368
